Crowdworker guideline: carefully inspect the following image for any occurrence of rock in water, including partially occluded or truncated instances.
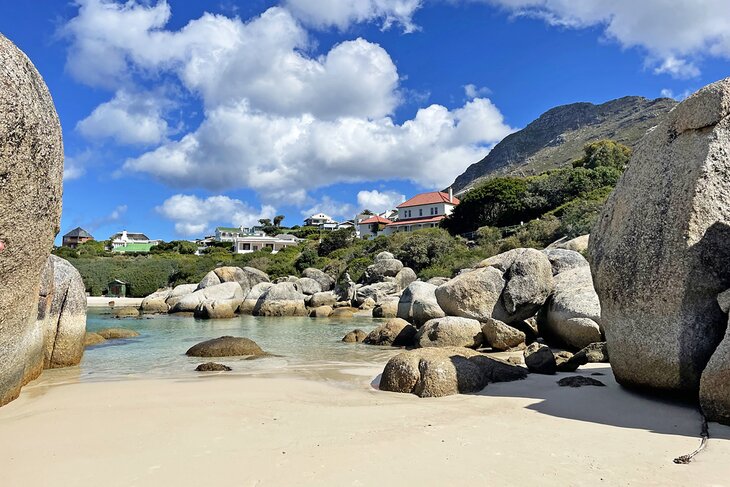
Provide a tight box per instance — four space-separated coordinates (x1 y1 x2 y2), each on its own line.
0 34 64 406
380 347 526 397
96 328 140 340
187 336 265 357
195 362 232 372
342 329 367 343
589 78 730 402
84 332 106 347
363 318 417 347
40 256 87 368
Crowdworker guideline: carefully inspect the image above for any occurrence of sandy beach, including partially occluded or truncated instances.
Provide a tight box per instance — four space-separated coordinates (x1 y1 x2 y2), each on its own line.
0 364 728 487
86 296 143 308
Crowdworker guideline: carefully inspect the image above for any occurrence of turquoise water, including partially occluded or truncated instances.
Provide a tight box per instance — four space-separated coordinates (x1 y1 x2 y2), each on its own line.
80 309 397 382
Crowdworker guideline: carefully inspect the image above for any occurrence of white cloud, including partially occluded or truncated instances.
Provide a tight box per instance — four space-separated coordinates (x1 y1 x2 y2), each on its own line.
482 0 730 78
285 0 422 32
464 84 491 99
300 196 356 222
77 90 170 145
63 153 87 180
156 194 276 236
357 189 405 213
123 97 512 198
86 204 127 231
660 88 692 101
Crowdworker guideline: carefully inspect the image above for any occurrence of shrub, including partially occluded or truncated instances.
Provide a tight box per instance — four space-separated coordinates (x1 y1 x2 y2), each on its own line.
396 228 464 272
318 228 356 256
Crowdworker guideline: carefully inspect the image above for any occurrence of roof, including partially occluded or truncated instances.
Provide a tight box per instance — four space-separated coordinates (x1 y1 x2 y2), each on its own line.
110 232 150 241
112 243 155 252
307 213 332 220
63 227 93 238
216 227 241 233
360 215 392 225
385 215 445 227
397 191 460 208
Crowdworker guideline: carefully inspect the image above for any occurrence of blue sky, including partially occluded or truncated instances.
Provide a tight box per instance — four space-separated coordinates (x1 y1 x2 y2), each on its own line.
1 0 729 243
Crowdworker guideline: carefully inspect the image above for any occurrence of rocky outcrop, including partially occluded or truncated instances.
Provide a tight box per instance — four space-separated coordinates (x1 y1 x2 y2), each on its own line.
397 281 445 327
380 347 527 397
363 318 417 347
294 277 322 295
0 34 64 406
194 301 236 319
239 282 274 315
253 282 307 316
539 266 602 350
186 336 265 357
589 78 730 404
415 317 483 349
302 268 335 291
198 266 270 296
39 256 87 368
171 282 244 313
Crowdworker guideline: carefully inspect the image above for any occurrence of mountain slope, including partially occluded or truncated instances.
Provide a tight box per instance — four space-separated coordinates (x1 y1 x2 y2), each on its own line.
452 96 677 194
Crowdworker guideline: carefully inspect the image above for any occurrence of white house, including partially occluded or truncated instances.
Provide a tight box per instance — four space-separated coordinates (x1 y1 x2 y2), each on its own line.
382 189 460 235
357 214 392 239
304 213 336 227
215 226 261 242
109 230 160 252
232 233 301 254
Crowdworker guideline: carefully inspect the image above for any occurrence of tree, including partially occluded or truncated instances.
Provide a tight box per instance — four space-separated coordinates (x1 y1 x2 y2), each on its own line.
572 139 631 171
362 209 373 215
273 215 285 227
318 228 355 256
258 218 272 226
396 228 461 272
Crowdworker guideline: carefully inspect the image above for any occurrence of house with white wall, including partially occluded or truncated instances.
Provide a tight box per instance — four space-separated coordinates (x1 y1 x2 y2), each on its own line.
109 230 160 252
357 215 392 239
304 213 336 227
382 189 460 235
232 233 301 254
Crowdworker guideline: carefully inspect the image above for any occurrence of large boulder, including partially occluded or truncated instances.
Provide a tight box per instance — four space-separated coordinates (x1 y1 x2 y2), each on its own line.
556 234 589 253
239 282 274 314
478 248 554 322
294 277 322 296
541 249 589 276
380 347 527 397
194 300 236 319
539 266 602 350
253 282 307 316
197 270 221 290
39 256 87 368
355 281 398 305
141 289 171 314
363 318 417 347
365 258 404 283
309 291 338 308
435 267 507 322
481 318 526 352
700 312 730 424
0 34 64 406
415 317 483 349
164 283 198 308
186 336 265 357
309 306 333 318
171 282 244 313
589 78 730 401
199 266 270 295
373 296 399 318
395 267 418 291
397 281 445 327
302 268 335 291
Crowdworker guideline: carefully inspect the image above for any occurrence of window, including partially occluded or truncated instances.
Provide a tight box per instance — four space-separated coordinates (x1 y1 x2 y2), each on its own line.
241 243 251 251
434 206 438 215
253 245 259 251
419 208 423 216
266 244 274 249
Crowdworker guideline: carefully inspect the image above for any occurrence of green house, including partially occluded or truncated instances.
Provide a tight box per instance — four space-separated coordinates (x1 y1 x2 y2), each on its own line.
107 279 128 298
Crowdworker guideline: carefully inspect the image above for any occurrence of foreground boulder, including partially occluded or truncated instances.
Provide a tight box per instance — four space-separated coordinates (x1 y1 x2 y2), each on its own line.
539 266 602 350
415 317 483 349
84 332 106 347
380 347 527 397
435 267 506 322
0 34 64 406
253 282 307 316
39 256 87 368
397 281 445 327
589 78 730 402
700 292 730 423
186 336 265 357
363 318 417 347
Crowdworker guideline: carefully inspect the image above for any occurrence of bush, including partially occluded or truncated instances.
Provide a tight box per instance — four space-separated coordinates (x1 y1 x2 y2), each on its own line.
395 229 464 272
318 228 355 256
573 139 631 171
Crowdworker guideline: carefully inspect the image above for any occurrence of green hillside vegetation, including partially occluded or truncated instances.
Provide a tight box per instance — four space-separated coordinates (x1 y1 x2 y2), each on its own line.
55 140 629 297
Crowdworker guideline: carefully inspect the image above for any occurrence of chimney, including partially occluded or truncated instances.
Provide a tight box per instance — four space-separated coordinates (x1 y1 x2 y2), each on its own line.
448 187 453 203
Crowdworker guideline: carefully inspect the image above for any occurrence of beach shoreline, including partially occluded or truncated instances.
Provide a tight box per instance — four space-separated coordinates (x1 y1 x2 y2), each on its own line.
87 296 143 308
1 363 728 487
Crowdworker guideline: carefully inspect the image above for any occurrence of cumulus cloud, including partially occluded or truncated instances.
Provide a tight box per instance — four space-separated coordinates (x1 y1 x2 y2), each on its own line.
464 84 491 99
357 189 405 213
86 204 128 231
77 90 171 145
285 0 422 32
63 152 89 180
64 1 512 205
660 88 693 101
482 0 730 78
156 194 276 236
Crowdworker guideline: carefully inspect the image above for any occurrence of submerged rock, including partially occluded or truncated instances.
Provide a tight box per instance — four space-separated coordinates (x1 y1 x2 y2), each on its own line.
84 332 106 347
186 336 264 357
114 307 140 318
342 329 368 343
195 362 232 372
96 328 140 340
380 347 527 398
589 77 730 401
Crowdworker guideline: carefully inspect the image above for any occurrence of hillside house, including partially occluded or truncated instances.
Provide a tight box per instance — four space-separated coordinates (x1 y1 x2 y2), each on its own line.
382 189 460 235
304 213 337 228
61 227 94 248
232 233 300 254
357 215 392 239
110 230 160 253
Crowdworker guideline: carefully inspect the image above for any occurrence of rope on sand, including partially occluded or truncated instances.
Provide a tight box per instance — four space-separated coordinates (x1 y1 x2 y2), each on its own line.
673 413 709 464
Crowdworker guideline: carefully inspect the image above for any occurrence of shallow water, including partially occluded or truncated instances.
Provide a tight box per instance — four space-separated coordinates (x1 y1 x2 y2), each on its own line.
77 309 398 383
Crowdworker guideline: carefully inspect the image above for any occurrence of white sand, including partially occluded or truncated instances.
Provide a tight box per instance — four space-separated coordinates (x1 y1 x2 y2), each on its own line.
87 296 143 307
1 363 728 486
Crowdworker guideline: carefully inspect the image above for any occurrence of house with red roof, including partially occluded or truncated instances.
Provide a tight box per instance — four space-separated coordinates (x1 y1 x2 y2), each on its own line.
357 214 393 238
382 189 460 235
